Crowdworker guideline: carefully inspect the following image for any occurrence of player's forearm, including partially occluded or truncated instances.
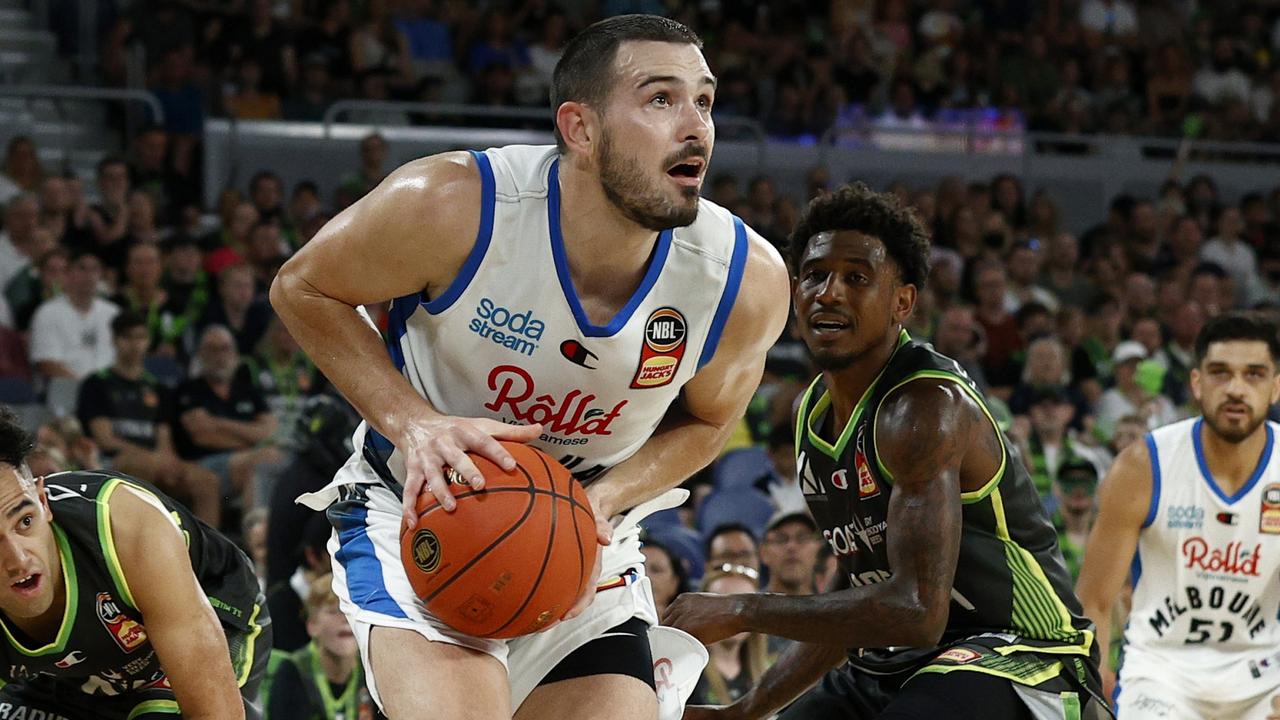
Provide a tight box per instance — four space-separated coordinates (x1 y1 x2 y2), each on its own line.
270 272 439 440
728 641 847 720
213 416 275 445
585 404 734 518
1082 600 1112 668
736 582 944 648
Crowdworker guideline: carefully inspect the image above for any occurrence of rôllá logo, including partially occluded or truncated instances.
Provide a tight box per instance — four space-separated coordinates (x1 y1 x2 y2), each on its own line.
485 365 626 436
1181 537 1261 577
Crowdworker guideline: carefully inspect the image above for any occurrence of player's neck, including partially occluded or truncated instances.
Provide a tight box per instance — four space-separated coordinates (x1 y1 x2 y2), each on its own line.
557 159 662 309
1199 421 1270 493
113 360 144 381
823 329 902 435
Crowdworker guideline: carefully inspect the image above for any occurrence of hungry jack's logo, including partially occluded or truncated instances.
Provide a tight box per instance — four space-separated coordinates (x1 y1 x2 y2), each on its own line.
97 592 147 653
631 308 687 389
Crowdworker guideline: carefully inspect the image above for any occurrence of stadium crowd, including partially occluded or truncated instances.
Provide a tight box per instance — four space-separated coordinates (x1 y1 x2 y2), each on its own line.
81 0 1280 141
4 0 1280 714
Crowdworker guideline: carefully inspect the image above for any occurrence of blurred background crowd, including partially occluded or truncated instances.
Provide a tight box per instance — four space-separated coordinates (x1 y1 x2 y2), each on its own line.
4 0 1280 714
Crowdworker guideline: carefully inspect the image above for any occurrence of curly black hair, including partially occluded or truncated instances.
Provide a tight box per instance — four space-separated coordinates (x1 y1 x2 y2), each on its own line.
0 407 35 470
1195 310 1280 365
786 182 932 289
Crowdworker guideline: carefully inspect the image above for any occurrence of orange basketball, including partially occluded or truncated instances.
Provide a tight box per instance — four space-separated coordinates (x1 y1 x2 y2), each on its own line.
399 441 597 639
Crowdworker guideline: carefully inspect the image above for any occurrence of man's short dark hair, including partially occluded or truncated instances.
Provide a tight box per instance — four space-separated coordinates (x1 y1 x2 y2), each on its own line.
703 521 758 557
786 182 932 289
550 14 702 152
1194 311 1280 365
0 408 35 470
250 170 282 192
111 310 148 338
293 180 319 198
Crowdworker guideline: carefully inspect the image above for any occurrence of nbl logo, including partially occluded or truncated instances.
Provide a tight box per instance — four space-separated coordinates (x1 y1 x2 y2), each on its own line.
412 529 442 573
645 310 686 351
631 308 687 389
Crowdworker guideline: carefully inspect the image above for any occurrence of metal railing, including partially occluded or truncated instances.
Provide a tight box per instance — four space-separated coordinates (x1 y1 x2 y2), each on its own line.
0 85 163 170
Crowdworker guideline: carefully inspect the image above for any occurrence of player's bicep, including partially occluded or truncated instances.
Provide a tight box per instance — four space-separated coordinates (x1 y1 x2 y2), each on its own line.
682 233 790 427
1076 441 1152 608
110 488 243 718
875 383 969 633
277 152 482 309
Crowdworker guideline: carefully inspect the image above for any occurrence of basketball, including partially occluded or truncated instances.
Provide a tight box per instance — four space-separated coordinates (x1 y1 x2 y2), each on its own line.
399 442 597 639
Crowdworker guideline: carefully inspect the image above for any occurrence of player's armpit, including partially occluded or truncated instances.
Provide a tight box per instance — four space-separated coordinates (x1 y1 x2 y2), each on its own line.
1075 439 1153 666
108 486 245 720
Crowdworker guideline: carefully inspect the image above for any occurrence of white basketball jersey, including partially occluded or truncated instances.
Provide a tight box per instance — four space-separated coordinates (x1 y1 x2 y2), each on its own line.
1120 416 1280 701
358 144 747 489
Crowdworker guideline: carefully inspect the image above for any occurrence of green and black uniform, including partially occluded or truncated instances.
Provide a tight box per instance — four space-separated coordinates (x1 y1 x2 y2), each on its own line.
787 331 1107 719
0 471 271 720
265 643 382 720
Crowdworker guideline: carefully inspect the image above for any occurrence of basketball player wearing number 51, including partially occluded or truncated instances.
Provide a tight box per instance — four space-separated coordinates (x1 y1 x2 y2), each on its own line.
1077 312 1280 719
270 14 788 720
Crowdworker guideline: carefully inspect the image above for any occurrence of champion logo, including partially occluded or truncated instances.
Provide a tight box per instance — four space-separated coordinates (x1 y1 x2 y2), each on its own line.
55 650 86 668
831 469 849 490
559 339 598 369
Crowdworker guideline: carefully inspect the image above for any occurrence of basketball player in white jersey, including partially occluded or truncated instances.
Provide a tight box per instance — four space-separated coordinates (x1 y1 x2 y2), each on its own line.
1077 312 1280 719
270 14 789 720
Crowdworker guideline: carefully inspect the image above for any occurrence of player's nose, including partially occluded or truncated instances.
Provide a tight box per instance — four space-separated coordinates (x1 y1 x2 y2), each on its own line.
676 99 711 144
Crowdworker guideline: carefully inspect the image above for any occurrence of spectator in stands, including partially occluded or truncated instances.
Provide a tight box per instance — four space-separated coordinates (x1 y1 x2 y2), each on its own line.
1193 34 1252 107
705 522 761 575
689 563 769 706
249 171 292 238
1122 271 1158 322
1146 43 1192 135
288 182 324 235
1188 262 1229 316
642 536 689 618
763 425 805 516
205 201 257 275
242 507 268 586
1094 340 1179 441
111 242 175 353
37 177 71 247
245 222 288 291
85 156 132 275
268 513 334 652
521 11 567 105
149 48 205 173
6 243 66 333
760 511 820 596
1156 215 1205 284
930 305 990 392
353 0 416 89
1040 232 1096 309
267 574 379 720
245 316 320 453
162 234 210 356
1202 205 1262 305
76 311 220 525
198 263 272 357
972 261 1020 390
1080 0 1139 43
0 136 42 200
1153 299 1203 397
1004 239 1057 312
124 190 162 246
295 0 354 86
1109 414 1148 456
0 195 42 291
227 0 297 94
337 134 389 207
129 125 185 224
1008 336 1075 415
1052 458 1100 582
1011 386 1102 507
29 249 119 381
283 54 335 122
173 324 279 517
227 58 283 121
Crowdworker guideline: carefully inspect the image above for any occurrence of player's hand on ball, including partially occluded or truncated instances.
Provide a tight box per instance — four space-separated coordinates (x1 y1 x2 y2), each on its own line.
562 493 613 623
397 415 542 529
664 592 746 645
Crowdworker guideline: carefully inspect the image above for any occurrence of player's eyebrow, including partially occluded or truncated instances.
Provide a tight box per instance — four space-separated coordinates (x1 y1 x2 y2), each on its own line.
5 499 34 519
637 74 718 90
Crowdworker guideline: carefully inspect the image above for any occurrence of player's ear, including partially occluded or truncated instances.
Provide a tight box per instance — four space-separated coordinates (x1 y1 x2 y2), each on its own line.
35 476 49 520
1190 367 1202 404
555 101 598 157
893 283 917 325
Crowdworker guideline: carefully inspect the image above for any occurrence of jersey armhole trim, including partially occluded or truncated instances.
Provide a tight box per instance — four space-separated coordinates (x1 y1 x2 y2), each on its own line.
127 699 182 718
422 150 496 315
101 479 182 610
696 215 748 370
870 370 1006 504
1141 434 1160 529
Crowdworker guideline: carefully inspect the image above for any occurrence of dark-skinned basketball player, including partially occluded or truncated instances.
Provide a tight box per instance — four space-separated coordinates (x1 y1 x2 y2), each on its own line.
0 408 270 719
665 184 1110 720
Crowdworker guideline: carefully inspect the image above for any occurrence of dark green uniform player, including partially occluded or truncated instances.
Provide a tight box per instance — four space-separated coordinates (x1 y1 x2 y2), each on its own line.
0 471 271 719
791 331 1102 707
665 184 1110 720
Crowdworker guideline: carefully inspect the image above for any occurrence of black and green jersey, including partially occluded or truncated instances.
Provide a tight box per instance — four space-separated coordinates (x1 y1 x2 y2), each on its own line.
795 331 1095 678
0 471 265 704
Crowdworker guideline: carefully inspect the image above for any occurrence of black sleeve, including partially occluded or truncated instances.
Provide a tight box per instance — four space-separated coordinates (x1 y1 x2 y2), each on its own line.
265 658 315 720
75 375 111 432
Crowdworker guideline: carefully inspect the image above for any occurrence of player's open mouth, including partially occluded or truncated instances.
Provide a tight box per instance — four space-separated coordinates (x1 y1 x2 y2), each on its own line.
11 574 40 595
1221 404 1250 420
666 159 704 187
810 313 851 338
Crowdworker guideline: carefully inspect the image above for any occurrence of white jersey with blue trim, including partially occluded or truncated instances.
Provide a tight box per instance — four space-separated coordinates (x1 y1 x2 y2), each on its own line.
359 144 748 490
1120 416 1280 702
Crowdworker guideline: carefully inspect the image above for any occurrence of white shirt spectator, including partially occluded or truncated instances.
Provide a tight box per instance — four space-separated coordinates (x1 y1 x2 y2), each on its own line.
1080 0 1138 37
1094 387 1179 441
1201 236 1262 300
1193 66 1252 105
29 295 119 379
0 176 18 209
0 231 24 290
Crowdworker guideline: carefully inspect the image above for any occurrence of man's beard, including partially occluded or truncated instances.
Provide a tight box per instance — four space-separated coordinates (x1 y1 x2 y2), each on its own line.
598 131 700 232
810 348 857 371
1203 406 1266 444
